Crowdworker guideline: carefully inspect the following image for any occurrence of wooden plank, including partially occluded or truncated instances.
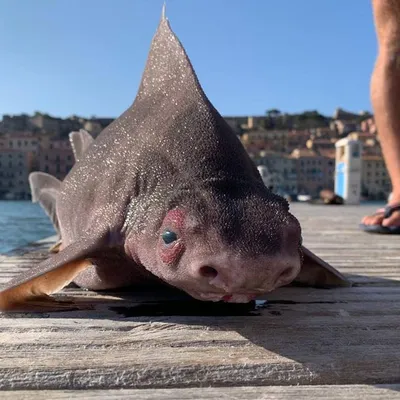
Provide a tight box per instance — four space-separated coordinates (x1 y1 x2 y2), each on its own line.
2 385 400 399
0 310 399 389
1 204 400 391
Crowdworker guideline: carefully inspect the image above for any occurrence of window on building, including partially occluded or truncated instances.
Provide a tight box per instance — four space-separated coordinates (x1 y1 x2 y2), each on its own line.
17 141 21 147
352 144 360 158
45 165 49 173
56 165 60 173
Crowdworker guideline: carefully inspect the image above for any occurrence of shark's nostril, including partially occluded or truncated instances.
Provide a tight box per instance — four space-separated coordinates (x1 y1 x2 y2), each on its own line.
199 266 218 279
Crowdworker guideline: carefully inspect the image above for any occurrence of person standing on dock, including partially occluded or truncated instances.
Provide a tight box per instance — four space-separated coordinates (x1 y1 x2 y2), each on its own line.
360 0 400 234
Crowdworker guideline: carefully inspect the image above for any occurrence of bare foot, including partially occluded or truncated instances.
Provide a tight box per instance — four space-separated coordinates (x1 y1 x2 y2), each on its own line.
361 202 400 227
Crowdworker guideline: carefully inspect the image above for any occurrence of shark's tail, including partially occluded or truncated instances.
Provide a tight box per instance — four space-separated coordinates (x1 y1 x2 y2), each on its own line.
29 129 94 236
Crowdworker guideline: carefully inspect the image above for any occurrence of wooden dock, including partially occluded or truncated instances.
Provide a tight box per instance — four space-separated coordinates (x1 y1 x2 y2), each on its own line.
1 203 400 399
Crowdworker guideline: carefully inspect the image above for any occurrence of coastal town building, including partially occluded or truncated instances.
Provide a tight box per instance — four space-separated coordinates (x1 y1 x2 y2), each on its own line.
1 135 40 155
360 117 377 135
0 114 31 133
37 146 74 181
290 148 335 195
0 110 389 200
241 129 290 153
252 151 297 194
361 155 391 200
0 150 33 199
285 130 312 152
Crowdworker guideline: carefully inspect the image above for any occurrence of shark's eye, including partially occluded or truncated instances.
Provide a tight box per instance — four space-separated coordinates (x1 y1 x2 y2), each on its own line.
162 230 178 245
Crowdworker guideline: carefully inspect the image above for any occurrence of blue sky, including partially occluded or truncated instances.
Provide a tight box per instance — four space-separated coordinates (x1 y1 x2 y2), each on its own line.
0 0 376 118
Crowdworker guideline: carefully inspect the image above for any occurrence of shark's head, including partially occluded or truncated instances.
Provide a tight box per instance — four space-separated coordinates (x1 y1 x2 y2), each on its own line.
129 181 302 303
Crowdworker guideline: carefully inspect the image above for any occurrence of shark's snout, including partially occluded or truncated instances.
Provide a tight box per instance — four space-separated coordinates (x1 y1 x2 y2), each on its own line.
184 250 302 303
198 260 298 291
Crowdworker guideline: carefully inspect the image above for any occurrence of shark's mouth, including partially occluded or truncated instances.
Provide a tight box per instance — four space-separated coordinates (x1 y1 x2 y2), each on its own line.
221 293 259 303
187 290 262 304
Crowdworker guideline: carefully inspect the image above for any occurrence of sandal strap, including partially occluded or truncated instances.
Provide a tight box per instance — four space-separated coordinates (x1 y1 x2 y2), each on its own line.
383 203 400 219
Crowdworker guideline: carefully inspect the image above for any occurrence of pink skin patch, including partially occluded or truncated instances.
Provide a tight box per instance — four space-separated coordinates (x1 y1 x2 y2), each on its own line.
222 293 258 303
160 209 186 265
165 209 186 230
160 242 184 265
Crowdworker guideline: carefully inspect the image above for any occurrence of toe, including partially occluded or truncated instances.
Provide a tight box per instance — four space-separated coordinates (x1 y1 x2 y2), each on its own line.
382 210 400 227
362 213 384 226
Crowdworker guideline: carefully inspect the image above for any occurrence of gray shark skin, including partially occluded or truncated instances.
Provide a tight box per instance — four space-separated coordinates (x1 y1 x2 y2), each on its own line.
0 11 350 312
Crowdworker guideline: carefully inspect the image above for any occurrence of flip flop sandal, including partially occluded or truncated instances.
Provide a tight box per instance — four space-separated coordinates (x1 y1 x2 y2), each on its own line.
359 203 400 234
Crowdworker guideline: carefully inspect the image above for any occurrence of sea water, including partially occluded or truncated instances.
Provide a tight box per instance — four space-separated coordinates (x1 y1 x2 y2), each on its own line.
0 201 55 254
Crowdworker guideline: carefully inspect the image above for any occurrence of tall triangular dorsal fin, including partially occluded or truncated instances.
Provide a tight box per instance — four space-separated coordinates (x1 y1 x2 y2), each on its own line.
135 10 207 109
161 2 166 20
69 129 94 162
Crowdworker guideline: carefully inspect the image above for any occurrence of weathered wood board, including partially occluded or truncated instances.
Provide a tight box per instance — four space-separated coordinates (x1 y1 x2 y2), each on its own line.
2 385 400 400
0 204 399 394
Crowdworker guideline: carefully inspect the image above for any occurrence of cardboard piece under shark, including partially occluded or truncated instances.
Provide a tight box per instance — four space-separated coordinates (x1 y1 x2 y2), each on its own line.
0 13 350 312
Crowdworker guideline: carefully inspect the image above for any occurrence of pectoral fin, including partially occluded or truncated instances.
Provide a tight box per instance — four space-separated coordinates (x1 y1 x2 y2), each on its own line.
0 234 108 312
29 172 62 235
293 246 352 288
0 259 93 312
